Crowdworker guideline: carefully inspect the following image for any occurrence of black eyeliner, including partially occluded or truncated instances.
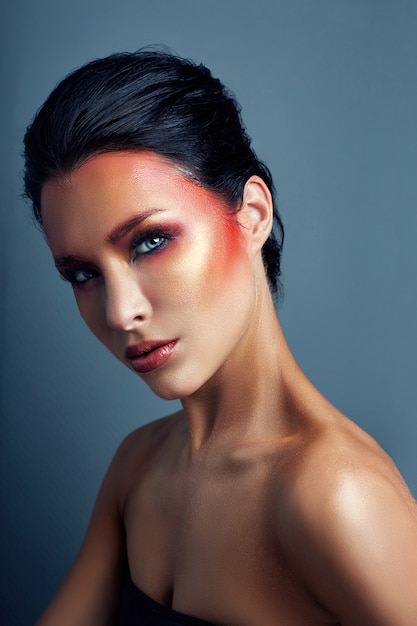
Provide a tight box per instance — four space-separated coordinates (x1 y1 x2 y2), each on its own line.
130 226 177 260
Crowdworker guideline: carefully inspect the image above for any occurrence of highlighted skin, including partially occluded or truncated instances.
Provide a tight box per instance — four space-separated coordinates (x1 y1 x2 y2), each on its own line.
39 151 417 626
42 152 257 400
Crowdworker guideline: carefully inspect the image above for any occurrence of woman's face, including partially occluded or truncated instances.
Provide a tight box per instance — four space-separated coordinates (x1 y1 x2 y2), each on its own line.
41 152 260 400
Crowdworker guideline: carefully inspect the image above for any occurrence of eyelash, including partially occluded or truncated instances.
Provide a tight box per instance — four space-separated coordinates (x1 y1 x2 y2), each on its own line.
59 229 174 288
131 228 172 261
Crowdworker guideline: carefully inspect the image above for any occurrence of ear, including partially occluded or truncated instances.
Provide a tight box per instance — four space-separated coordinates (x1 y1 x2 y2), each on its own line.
237 176 273 254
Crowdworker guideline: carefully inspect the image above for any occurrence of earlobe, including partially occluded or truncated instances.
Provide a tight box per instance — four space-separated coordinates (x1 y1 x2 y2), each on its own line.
238 176 273 252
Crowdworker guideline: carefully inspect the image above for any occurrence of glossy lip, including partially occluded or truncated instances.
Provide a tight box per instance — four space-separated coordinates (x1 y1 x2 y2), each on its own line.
125 339 178 374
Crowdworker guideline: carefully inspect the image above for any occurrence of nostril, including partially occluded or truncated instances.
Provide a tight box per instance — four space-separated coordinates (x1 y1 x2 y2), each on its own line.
104 283 151 331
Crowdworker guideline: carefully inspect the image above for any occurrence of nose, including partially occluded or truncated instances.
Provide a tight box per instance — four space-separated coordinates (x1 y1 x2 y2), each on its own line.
104 271 151 331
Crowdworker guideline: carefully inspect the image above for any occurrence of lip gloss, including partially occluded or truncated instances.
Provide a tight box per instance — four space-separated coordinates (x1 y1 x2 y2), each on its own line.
127 340 177 374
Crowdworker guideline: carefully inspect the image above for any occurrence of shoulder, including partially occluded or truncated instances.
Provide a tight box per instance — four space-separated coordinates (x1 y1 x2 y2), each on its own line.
113 410 185 464
279 412 415 518
274 414 417 624
103 410 187 510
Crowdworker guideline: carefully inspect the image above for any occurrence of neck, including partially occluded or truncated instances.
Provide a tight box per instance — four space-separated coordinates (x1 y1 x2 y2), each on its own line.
180 284 308 454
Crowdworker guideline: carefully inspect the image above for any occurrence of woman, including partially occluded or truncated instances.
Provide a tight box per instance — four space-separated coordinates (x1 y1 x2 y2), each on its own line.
24 50 417 626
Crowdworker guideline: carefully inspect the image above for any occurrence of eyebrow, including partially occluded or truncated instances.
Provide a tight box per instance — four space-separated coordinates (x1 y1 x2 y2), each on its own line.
107 208 165 244
54 254 87 269
53 208 165 267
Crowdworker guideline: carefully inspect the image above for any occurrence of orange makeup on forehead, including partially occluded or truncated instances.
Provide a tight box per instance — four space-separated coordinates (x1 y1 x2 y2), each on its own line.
41 151 245 272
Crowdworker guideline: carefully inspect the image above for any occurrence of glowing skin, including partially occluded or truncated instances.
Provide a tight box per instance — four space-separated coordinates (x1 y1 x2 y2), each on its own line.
41 152 261 400
38 152 417 626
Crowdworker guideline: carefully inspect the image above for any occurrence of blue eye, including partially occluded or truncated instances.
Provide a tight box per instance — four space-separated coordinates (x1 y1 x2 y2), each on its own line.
59 268 97 287
73 269 95 284
133 234 166 256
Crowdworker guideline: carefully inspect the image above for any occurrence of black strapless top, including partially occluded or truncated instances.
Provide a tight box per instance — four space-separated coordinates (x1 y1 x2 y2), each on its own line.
117 578 221 625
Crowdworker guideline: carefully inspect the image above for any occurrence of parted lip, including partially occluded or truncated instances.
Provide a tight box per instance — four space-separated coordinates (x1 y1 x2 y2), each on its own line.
125 339 177 359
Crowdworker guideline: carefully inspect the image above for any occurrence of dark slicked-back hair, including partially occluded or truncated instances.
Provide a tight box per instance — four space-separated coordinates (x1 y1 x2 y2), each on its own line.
23 49 284 294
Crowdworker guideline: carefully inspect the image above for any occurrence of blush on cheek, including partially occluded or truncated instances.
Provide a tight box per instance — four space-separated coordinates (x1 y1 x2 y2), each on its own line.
193 218 249 310
224 215 246 262
213 216 247 279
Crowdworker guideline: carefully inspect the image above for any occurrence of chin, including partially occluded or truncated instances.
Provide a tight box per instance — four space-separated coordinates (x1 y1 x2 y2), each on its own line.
145 382 198 402
149 385 185 402
140 368 211 402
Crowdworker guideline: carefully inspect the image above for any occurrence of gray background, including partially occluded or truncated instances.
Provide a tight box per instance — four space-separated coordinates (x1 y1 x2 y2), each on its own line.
1 1 416 624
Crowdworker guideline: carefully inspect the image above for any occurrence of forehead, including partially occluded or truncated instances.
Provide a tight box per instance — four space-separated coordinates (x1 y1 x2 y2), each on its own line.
40 151 228 253
41 151 196 217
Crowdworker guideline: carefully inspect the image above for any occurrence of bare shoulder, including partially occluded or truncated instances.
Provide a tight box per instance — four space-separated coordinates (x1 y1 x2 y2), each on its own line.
112 409 186 462
274 411 417 625
107 409 187 507
35 410 186 626
282 410 415 506
279 410 416 520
